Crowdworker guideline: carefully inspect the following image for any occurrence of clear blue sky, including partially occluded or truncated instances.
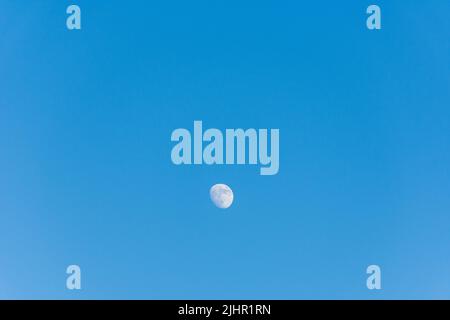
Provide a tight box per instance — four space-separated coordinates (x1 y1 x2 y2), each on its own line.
1 0 449 299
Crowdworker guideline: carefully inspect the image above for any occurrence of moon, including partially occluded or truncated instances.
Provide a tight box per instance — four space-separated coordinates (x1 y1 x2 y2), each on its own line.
210 184 234 209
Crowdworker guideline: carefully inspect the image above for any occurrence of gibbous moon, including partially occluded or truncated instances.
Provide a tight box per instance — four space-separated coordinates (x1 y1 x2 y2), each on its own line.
210 184 234 209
